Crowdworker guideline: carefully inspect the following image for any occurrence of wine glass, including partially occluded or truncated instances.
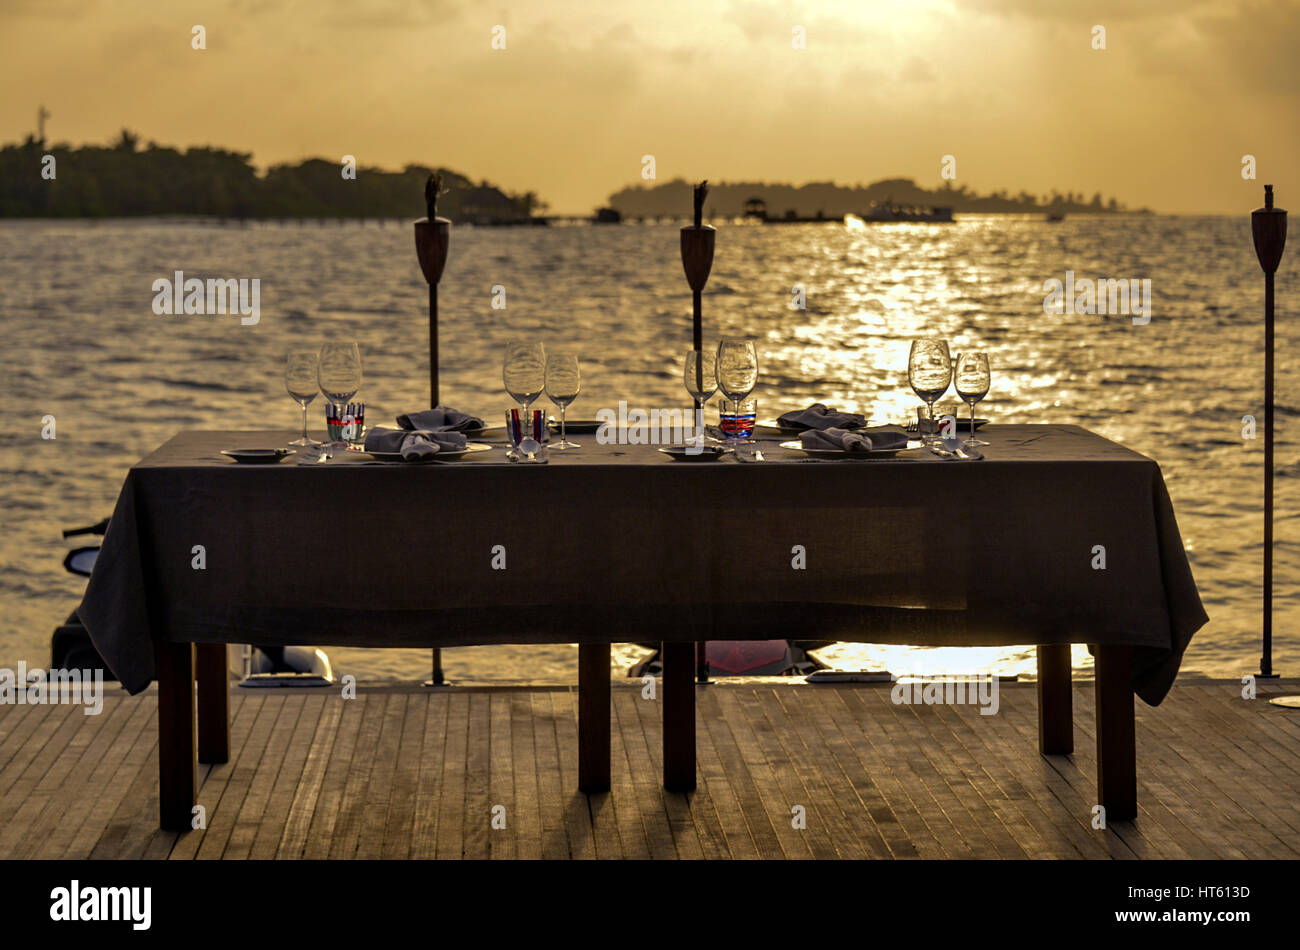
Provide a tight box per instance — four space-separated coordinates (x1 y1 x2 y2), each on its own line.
954 351 991 447
318 341 362 455
285 352 321 447
908 339 951 446
683 349 717 441
503 342 546 412
716 340 759 443
545 353 581 450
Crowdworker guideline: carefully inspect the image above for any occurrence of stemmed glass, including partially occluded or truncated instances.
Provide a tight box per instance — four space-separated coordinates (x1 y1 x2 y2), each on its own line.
545 353 581 450
503 341 546 458
285 351 321 447
318 340 362 457
716 339 759 444
954 351 991 447
683 349 717 442
908 339 951 446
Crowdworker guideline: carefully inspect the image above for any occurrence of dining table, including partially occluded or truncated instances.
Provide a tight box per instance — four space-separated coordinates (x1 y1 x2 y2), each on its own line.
77 422 1208 830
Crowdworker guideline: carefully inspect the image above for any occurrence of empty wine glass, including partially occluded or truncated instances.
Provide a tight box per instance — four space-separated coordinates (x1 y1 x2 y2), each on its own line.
318 340 362 456
908 339 951 446
954 351 991 447
285 351 321 447
545 353 581 450
503 341 546 412
683 349 717 441
503 341 546 458
716 340 759 444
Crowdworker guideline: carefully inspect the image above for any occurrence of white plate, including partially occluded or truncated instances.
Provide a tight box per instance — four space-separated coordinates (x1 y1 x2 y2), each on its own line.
779 440 907 459
360 442 494 461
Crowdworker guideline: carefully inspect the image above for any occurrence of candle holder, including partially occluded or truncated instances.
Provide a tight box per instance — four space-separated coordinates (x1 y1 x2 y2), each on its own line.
1252 184 1286 680
416 173 453 686
680 180 715 685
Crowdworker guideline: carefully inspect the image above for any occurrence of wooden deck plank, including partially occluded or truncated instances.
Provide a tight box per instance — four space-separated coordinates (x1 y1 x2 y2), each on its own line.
613 689 682 859
276 694 345 859
509 693 543 860
327 693 387 860
630 685 725 860
13 695 132 859
433 692 470 859
732 688 841 858
300 692 365 859
251 694 327 860
461 693 491 859
544 692 594 860
698 686 786 859
409 693 450 859
3 681 1296 861
356 694 411 860
224 693 314 860
765 688 891 859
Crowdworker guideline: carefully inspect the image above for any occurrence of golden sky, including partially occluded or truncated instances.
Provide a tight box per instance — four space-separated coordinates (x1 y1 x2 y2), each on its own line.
2 0 1296 213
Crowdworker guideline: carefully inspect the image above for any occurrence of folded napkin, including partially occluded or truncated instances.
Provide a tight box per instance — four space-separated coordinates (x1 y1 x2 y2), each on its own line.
800 425 908 452
778 403 867 431
365 426 467 460
396 406 484 432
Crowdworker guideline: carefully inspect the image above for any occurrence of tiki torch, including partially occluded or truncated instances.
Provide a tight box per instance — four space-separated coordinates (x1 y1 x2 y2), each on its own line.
1253 185 1286 679
416 173 452 686
680 181 715 684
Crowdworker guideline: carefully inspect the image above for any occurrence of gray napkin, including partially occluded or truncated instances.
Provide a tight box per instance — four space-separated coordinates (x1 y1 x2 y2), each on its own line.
800 425 908 452
778 403 867 431
365 426 467 460
396 406 484 432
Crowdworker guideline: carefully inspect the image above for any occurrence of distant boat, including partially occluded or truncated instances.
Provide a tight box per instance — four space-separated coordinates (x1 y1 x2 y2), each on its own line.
742 197 838 224
1046 211 1066 222
862 200 954 223
592 207 622 224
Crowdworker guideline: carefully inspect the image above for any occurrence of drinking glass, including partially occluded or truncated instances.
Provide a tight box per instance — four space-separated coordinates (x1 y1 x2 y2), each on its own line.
285 351 321 447
716 339 758 402
545 353 581 450
908 339 951 446
683 350 717 441
318 340 362 457
719 398 758 442
503 341 546 412
954 351 991 447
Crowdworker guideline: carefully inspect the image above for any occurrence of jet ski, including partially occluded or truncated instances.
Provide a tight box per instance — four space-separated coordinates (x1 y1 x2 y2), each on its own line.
630 640 830 678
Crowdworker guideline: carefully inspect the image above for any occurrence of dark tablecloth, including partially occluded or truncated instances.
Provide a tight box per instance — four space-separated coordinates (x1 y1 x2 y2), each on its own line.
78 425 1207 704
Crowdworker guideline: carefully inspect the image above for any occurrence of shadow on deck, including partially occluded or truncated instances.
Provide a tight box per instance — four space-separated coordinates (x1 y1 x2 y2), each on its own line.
2 679 1297 859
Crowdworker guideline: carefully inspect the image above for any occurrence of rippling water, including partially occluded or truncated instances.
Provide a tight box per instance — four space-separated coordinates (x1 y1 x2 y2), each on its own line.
1 215 1294 683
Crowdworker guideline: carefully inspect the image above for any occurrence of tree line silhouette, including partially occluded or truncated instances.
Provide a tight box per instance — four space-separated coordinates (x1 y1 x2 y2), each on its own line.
0 130 545 221
608 177 1146 218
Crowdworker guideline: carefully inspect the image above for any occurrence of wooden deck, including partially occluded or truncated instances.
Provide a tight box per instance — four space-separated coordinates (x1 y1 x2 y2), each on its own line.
2 678 1298 859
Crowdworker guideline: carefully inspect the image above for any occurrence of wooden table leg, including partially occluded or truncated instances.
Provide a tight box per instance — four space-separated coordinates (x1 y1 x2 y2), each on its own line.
156 640 197 831
1094 644 1136 820
662 641 696 792
578 643 610 792
195 643 229 764
1037 643 1073 755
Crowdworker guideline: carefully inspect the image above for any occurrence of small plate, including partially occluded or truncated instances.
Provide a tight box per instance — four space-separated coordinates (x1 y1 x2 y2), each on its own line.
362 442 493 462
221 448 296 464
658 445 731 461
779 440 904 459
549 419 603 434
